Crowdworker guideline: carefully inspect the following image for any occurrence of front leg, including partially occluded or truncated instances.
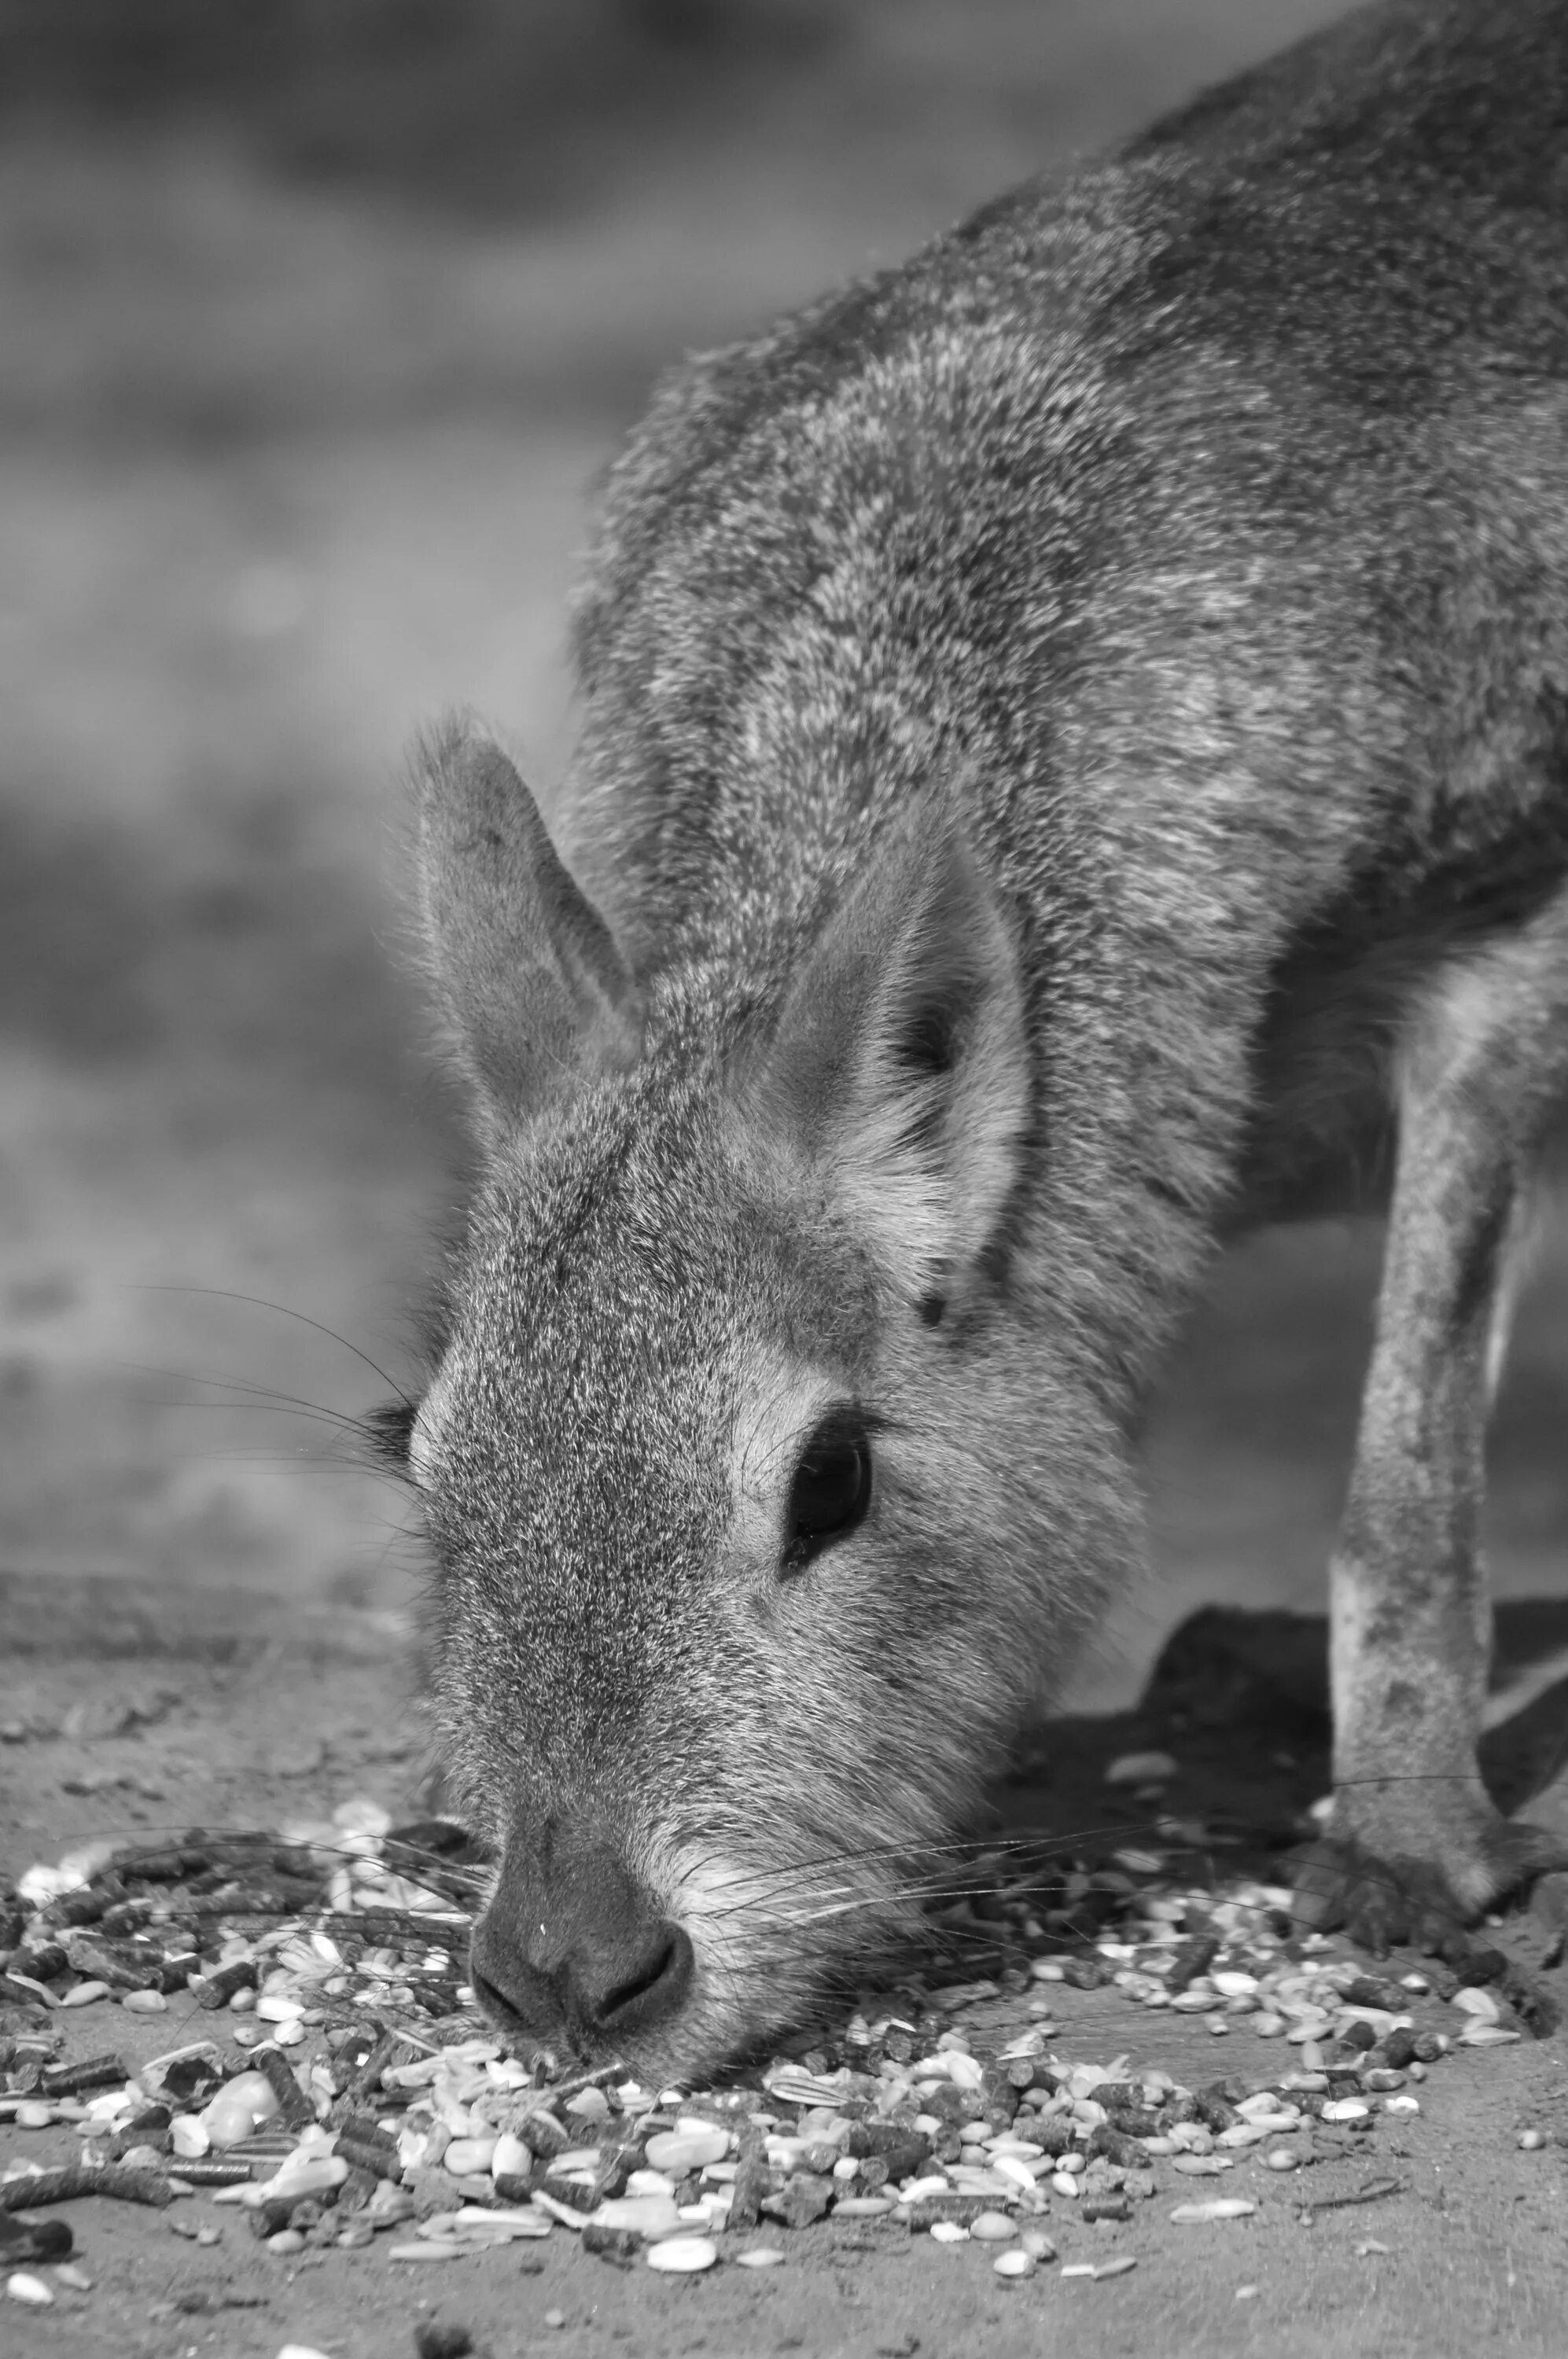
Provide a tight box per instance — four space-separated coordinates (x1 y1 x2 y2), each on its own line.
1296 925 1568 1951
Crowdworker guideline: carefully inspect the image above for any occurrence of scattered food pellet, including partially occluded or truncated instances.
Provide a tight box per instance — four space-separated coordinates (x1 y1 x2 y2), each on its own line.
993 2250 1036 2279
1518 2130 1548 2151
969 2212 1014 2241
1171 2199 1257 2224
1355 2240 1391 2258
1235 2284 1261 2302
543 2309 567 2326
53 2266 93 2292
736 2248 785 2269
646 2237 718 2274
7 2272 55 2306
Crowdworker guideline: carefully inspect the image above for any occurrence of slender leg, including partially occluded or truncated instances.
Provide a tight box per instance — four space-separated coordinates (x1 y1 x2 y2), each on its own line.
1297 908 1568 1949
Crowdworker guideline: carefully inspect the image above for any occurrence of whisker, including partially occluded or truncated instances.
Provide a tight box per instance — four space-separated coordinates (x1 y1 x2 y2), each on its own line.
128 1283 418 1408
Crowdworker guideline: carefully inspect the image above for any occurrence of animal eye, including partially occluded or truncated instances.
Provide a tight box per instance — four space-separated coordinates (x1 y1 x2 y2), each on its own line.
784 1414 872 1567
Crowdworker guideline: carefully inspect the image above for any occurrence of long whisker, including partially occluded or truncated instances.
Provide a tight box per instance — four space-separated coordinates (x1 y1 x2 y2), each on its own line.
129 1283 417 1408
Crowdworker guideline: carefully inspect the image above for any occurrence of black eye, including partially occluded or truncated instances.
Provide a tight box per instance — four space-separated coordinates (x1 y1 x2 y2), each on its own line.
784 1412 873 1568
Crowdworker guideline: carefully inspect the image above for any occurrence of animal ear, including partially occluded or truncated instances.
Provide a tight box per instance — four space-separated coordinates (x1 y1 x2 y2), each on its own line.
414 715 639 1125
755 815 1030 1305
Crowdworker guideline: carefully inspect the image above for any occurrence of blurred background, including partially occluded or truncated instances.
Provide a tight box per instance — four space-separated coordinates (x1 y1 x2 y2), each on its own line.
2 0 1565 1703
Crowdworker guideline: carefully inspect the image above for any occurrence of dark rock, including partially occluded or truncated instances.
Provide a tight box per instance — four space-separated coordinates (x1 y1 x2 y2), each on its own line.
414 2325 476 2359
1080 2193 1132 2222
0 2211 72 2265
582 2223 641 2267
760 2172 835 2229
847 2123 932 2180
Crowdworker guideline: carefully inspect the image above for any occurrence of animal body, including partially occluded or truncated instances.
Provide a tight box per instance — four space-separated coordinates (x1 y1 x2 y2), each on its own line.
399 0 1568 2082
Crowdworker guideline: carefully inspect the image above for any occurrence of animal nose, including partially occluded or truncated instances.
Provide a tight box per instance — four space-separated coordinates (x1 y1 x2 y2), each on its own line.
469 1828 694 2048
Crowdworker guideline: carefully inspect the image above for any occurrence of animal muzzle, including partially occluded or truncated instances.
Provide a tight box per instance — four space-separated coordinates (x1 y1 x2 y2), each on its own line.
469 1820 694 2055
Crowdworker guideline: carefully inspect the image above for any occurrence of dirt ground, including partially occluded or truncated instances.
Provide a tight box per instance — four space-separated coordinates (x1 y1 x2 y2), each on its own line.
6 1614 1568 2359
5 2 1568 2354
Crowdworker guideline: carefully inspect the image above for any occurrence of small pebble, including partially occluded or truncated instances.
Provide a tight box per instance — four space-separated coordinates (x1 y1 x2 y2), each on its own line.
736 2248 785 2269
7 2273 55 2306
414 2326 475 2359
993 2250 1036 2280
490 2133 532 2181
1104 1750 1177 1786
58 1982 110 2009
645 2129 728 2173
645 2236 718 2273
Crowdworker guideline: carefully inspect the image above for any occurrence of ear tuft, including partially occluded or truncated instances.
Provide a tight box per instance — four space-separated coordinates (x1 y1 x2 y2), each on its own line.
414 712 639 1125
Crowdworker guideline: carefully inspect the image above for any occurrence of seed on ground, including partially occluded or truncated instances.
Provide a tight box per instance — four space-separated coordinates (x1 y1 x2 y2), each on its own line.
645 2129 728 2173
645 2237 718 2273
929 2222 970 2243
1519 2129 1548 2151
6 2274 54 2308
969 2213 1014 2241
1171 2199 1257 2224
994 2250 1035 2279
735 2248 785 2269
1264 2150 1299 2172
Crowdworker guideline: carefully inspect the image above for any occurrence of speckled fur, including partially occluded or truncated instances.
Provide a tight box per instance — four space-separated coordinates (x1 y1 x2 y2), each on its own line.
408 0 1568 2077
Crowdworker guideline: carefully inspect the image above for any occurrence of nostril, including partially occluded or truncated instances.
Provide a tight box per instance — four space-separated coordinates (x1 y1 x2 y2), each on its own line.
594 1923 694 2035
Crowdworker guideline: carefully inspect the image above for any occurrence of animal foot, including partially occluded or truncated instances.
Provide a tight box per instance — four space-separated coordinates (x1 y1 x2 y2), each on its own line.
1291 1814 1568 1958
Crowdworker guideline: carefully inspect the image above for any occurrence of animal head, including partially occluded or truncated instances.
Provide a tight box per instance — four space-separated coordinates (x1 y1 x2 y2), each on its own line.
401 716 1124 2083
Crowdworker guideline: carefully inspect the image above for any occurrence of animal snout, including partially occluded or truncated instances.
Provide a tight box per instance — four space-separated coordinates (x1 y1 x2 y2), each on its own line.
469 1824 694 2052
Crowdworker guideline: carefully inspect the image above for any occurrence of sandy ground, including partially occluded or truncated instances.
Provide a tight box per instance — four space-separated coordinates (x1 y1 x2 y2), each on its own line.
4 2 1568 2352
5 1617 1568 2359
